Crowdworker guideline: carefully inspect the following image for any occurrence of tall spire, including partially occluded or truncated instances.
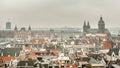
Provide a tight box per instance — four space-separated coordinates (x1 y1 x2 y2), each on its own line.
28 25 31 31
87 21 90 29
83 20 87 32
14 25 17 31
83 21 86 27
100 16 103 20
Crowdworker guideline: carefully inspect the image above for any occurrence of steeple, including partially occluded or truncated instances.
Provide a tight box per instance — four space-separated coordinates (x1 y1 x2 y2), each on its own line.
14 25 17 31
87 21 90 29
99 16 104 24
83 21 87 32
100 16 102 20
28 25 31 31
83 21 86 27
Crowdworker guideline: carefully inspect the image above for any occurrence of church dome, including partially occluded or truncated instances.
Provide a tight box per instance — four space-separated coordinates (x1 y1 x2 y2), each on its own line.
98 17 104 24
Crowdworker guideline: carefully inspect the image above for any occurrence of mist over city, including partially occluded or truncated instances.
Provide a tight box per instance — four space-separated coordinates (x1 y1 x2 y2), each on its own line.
0 0 120 68
0 0 120 28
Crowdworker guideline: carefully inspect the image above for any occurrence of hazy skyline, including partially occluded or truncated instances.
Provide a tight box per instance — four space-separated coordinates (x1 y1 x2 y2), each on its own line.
0 0 120 28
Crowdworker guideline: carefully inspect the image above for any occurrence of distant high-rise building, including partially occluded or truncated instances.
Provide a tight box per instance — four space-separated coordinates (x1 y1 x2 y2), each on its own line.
6 21 11 29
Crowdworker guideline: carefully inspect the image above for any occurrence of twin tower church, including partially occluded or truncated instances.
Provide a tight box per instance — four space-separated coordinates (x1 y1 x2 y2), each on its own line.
83 17 107 33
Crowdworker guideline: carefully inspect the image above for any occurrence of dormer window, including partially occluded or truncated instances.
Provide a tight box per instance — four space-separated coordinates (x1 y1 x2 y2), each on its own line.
112 52 116 57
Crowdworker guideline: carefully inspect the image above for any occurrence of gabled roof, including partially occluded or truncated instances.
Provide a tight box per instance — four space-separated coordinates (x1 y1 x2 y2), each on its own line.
89 58 97 64
0 47 22 57
87 28 110 34
107 48 120 56
29 53 38 59
17 60 36 67
0 56 14 61
88 29 98 33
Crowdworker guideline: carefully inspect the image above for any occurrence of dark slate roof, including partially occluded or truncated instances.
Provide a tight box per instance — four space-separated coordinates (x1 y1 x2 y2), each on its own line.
0 47 22 57
88 29 98 33
87 28 110 34
107 48 120 56
17 60 36 67
104 29 111 35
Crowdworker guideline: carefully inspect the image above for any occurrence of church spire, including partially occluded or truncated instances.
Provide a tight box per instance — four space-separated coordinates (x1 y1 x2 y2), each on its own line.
100 16 103 20
83 21 86 27
83 21 87 32
14 25 17 31
87 21 90 29
28 25 31 31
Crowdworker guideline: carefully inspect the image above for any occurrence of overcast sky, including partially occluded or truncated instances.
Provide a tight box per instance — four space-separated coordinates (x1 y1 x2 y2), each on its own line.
0 0 120 28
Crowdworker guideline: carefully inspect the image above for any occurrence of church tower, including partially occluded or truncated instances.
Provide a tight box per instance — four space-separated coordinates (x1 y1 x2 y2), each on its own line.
14 25 18 31
87 21 90 29
28 25 31 31
83 21 87 32
98 17 105 33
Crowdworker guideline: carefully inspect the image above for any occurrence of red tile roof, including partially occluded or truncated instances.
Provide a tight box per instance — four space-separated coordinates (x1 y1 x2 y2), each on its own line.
103 41 112 49
0 56 14 61
29 53 38 59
